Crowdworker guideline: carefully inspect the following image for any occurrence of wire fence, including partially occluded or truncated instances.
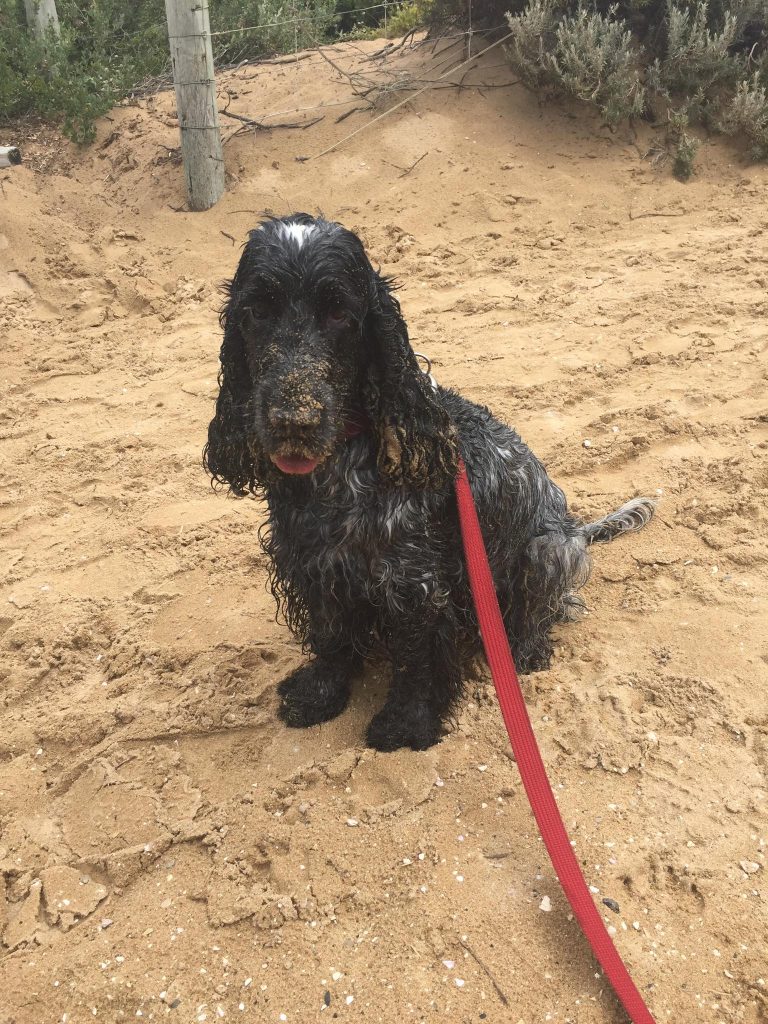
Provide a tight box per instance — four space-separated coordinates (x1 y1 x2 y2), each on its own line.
151 0 516 171
209 1 394 37
136 0 402 97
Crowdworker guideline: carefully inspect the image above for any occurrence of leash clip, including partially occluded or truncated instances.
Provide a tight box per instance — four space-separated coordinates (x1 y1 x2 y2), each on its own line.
413 351 438 391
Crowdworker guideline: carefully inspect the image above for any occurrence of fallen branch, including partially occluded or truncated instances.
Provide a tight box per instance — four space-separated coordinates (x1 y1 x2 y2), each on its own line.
221 109 324 131
335 105 369 124
315 46 377 106
365 28 421 62
459 939 510 1007
399 151 428 178
629 208 687 220
298 30 516 162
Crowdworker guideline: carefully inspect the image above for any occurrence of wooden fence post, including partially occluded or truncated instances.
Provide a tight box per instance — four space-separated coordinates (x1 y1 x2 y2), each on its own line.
164 0 225 211
24 0 60 40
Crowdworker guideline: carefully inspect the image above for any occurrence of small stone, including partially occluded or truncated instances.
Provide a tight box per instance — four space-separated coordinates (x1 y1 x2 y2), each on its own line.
539 896 552 912
582 439 592 448
442 960 455 969
455 978 465 988
323 991 331 1007
602 898 621 914
100 918 114 930
739 860 761 875
346 819 359 827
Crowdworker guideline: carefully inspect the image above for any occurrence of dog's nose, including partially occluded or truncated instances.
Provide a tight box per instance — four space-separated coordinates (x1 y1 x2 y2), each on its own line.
267 406 323 431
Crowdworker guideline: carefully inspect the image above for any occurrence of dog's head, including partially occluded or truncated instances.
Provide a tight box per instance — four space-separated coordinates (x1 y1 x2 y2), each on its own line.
204 214 457 493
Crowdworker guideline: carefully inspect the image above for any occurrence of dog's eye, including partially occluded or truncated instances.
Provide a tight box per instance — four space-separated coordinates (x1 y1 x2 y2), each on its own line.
326 306 350 328
243 299 273 325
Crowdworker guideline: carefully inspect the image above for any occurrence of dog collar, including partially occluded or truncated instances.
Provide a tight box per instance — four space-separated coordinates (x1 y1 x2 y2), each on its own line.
343 412 369 439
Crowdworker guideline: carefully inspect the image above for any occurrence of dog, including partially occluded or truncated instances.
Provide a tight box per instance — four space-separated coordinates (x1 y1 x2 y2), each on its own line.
204 213 654 752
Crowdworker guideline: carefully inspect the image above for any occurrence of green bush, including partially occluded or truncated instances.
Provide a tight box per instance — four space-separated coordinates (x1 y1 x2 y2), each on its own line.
0 0 168 141
384 0 440 35
502 0 768 172
0 0 352 141
210 0 337 63
719 70 768 156
506 0 645 124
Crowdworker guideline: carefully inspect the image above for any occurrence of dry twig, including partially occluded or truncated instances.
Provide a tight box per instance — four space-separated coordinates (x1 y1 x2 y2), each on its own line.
459 939 510 1007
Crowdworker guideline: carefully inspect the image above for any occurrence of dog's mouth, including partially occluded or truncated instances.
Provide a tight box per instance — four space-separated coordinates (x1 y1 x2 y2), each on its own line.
268 438 334 476
266 414 366 476
270 453 324 475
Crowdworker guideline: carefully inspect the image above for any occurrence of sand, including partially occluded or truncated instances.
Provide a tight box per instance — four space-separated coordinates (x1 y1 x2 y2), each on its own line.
1 35 767 1024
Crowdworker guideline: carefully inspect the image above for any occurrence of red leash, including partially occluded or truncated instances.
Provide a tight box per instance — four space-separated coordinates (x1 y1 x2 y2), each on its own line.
455 458 657 1024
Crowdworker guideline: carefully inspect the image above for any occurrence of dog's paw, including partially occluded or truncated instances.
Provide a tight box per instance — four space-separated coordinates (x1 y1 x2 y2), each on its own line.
277 662 351 728
366 702 441 752
513 638 553 675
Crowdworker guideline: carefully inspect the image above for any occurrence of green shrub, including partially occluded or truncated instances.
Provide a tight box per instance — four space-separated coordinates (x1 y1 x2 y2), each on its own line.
0 0 169 141
556 9 645 124
0 0 349 141
385 0 440 35
209 0 337 63
505 1 644 123
665 105 700 178
647 1 741 99
719 71 768 156
501 0 768 172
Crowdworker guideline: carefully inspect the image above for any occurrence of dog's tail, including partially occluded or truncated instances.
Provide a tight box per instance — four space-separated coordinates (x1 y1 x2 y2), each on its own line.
582 496 656 545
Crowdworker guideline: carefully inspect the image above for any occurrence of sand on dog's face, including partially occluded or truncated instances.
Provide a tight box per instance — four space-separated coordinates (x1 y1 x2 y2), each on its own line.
1 37 766 1024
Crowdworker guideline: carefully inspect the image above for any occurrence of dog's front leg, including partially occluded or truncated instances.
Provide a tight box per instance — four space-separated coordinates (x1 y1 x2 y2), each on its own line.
366 621 460 752
277 638 362 729
277 598 375 729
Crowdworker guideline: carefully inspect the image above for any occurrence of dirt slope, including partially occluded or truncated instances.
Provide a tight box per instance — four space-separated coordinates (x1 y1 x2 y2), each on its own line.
1 36 767 1024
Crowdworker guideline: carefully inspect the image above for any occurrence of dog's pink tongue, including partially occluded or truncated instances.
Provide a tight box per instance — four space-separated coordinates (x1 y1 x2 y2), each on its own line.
271 455 321 475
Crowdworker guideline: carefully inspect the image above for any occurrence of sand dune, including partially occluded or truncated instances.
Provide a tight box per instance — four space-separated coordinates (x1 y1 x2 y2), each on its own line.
1 36 767 1024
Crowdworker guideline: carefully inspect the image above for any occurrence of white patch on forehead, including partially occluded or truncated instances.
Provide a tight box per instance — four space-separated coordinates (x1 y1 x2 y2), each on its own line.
279 222 316 248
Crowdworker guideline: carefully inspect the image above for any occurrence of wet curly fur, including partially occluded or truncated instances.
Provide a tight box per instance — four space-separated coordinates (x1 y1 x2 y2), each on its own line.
204 214 655 752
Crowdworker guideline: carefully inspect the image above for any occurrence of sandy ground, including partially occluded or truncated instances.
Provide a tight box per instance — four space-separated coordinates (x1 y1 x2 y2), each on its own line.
1 34 767 1024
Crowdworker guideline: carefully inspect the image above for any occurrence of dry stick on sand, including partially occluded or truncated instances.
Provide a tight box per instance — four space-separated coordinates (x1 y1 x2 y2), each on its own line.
220 105 324 131
459 939 511 1007
297 29 516 162
629 208 688 220
399 151 428 177
315 45 379 108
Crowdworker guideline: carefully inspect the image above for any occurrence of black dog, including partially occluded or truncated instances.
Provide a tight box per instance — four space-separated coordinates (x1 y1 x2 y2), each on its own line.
204 214 654 751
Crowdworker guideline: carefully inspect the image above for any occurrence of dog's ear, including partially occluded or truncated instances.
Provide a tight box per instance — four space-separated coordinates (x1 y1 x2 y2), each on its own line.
362 272 457 488
203 250 267 495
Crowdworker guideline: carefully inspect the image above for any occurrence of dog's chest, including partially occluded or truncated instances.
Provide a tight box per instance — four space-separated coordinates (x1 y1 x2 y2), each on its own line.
309 469 420 558
277 461 432 603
